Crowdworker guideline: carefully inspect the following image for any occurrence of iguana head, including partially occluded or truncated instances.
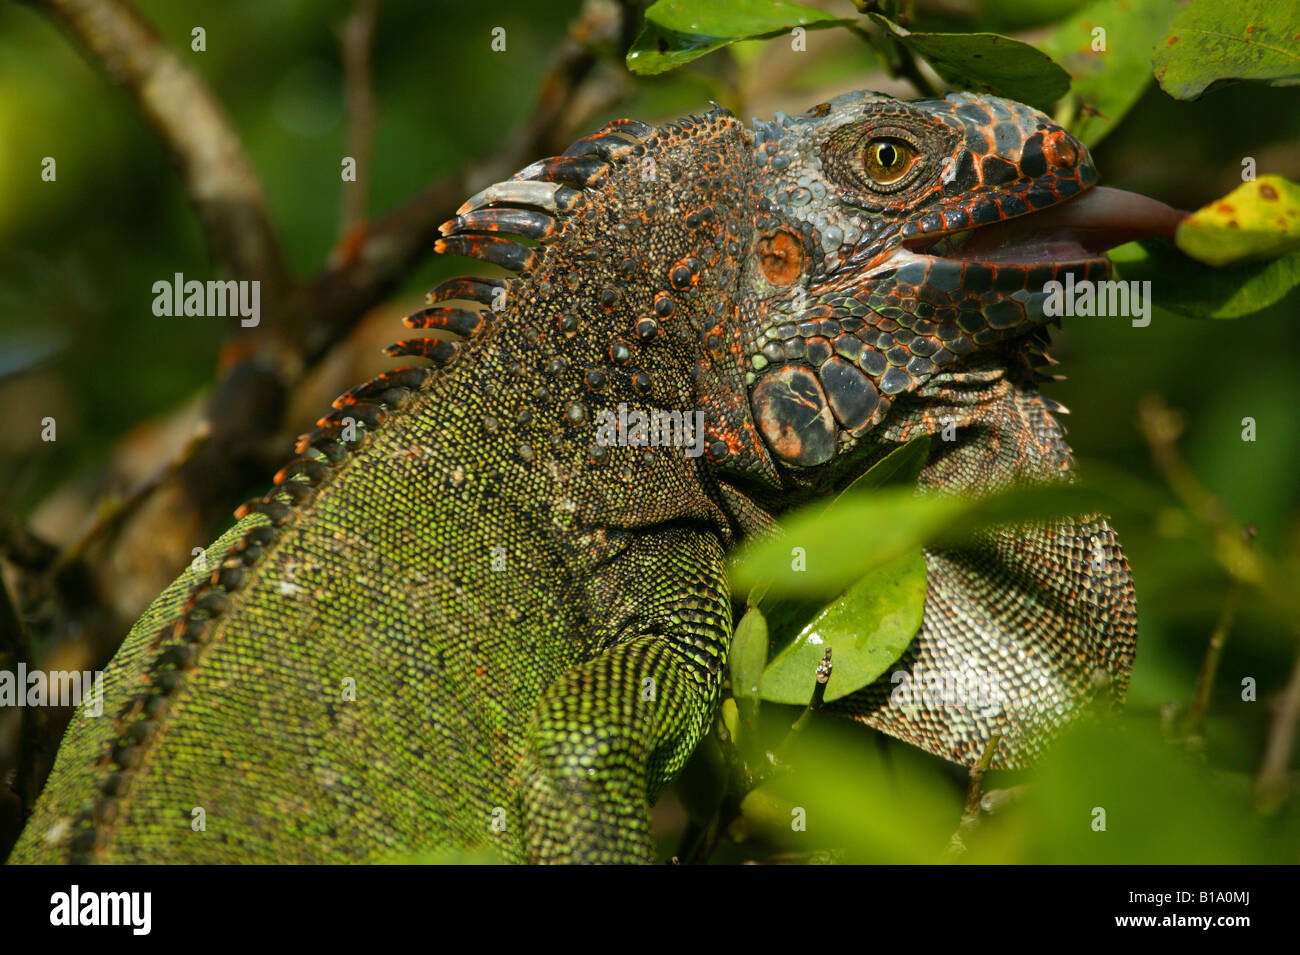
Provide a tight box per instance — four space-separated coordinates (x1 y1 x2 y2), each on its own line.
429 90 1178 509
714 90 1183 487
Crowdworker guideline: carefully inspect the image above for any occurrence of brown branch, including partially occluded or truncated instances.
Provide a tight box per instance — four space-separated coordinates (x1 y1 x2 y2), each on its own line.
294 9 605 368
1256 648 1300 814
1185 534 1252 747
0 513 58 575
25 0 289 306
336 0 379 244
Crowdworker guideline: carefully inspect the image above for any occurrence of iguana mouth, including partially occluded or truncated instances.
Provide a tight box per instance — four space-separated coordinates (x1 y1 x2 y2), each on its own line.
904 185 1186 267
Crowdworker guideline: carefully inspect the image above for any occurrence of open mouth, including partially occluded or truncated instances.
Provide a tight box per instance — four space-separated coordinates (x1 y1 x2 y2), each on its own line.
903 186 1187 267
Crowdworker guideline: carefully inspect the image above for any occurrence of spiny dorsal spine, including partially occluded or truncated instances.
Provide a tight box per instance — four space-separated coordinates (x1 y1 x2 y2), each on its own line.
62 116 655 861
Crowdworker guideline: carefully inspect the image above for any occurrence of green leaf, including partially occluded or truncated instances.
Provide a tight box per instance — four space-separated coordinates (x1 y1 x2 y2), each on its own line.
1175 175 1300 266
870 14 1071 112
720 697 741 742
730 606 769 702
731 486 963 598
1110 239 1300 319
834 434 931 500
1152 0 1300 100
1040 0 1179 146
728 608 764 758
759 549 925 705
965 720 1294 863
730 467 1155 598
736 719 962 862
626 0 851 76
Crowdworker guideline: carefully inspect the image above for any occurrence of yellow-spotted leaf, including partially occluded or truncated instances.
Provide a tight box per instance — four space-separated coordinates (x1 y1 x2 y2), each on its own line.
1175 175 1300 266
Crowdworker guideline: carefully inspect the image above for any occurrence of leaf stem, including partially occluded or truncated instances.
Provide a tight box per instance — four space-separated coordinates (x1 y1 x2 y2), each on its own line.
944 731 1002 859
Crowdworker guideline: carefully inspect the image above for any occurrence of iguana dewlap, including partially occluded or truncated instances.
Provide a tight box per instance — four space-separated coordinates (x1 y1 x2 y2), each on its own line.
12 90 1178 864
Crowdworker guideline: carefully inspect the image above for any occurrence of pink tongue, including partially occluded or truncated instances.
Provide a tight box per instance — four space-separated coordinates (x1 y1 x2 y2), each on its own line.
1028 186 1187 241
961 186 1188 257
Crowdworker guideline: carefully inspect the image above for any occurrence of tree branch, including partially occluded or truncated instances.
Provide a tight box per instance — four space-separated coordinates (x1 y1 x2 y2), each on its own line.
25 0 290 305
294 8 604 367
944 731 1002 859
336 0 379 244
1256 648 1300 814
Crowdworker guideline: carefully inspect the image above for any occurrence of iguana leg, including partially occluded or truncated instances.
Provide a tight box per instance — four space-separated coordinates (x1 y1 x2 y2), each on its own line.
519 531 730 864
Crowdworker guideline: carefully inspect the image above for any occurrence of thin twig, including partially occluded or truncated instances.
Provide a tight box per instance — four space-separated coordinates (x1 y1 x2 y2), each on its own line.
295 10 603 365
848 20 940 99
1137 396 1263 587
1185 546 1248 745
0 513 58 575
965 732 1003 813
945 731 1002 859
46 425 211 583
337 0 379 244
775 648 832 763
1256 648 1300 814
1137 395 1298 812
0 560 44 817
887 39 939 99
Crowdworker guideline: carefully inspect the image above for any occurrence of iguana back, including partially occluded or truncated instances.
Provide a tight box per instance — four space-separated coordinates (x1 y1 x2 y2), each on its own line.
14 111 754 864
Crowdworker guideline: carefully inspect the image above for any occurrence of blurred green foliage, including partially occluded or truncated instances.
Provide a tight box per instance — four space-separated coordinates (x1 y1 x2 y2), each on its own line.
2 0 1298 862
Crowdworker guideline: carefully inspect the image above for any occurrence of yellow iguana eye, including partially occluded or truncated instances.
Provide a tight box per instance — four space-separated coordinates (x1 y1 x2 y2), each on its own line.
863 137 919 184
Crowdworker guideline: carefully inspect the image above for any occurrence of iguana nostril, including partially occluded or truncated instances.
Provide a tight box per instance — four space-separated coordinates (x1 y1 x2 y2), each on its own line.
1043 128 1083 168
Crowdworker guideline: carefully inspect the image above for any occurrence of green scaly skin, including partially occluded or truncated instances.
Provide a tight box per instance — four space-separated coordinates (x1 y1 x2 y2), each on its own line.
12 90 1136 864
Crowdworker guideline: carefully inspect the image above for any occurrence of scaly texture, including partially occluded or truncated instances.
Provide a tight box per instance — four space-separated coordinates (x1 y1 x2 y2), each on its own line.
13 90 1139 863
829 348 1136 767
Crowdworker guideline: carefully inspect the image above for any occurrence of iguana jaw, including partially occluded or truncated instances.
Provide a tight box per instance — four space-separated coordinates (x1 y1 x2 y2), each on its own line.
902 184 1187 269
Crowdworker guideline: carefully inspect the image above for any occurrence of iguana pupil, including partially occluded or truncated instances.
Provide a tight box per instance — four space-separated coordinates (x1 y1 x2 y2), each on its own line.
866 137 915 184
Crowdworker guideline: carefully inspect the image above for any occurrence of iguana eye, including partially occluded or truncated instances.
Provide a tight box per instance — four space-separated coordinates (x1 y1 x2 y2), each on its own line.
863 137 918 184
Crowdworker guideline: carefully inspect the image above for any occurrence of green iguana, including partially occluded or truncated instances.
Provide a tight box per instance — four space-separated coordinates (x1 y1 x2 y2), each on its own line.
11 90 1181 864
